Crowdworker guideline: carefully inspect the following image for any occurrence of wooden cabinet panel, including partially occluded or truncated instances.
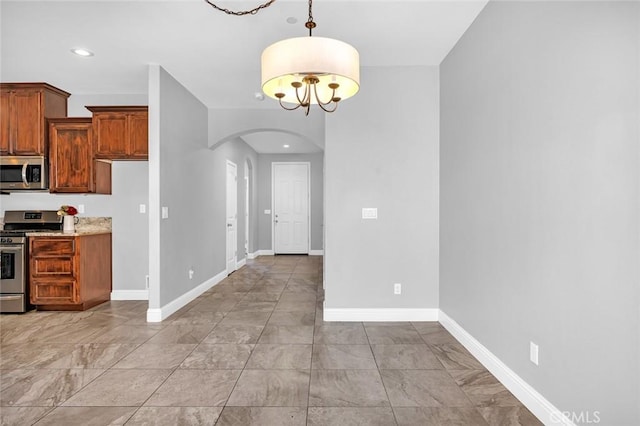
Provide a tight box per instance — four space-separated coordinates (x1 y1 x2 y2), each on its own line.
32 257 75 276
0 83 69 156
0 89 11 155
86 106 148 160
12 90 42 155
94 113 127 157
29 234 111 310
30 237 75 255
48 118 111 194
128 112 149 159
31 279 77 304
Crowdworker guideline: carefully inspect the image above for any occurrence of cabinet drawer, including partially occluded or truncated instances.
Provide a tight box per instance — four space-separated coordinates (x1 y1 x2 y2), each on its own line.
30 238 75 256
31 256 75 277
30 279 77 304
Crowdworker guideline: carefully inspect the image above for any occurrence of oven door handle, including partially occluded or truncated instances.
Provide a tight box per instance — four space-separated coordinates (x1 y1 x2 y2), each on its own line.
0 295 23 301
21 162 29 186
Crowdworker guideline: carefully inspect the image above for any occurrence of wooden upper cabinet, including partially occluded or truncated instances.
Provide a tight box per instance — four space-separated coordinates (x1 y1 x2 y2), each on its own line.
86 106 148 160
48 117 111 194
0 83 70 156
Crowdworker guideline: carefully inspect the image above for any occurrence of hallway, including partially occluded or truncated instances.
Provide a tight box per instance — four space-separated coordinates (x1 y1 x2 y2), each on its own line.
1 256 541 425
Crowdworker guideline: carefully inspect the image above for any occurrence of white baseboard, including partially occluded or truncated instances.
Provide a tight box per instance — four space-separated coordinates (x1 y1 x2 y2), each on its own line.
146 269 227 323
110 290 149 300
247 251 259 260
237 258 247 269
257 250 274 256
309 250 324 256
323 308 439 322
438 311 574 426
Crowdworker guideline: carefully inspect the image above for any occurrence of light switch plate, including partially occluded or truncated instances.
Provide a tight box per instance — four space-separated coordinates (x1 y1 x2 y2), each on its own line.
362 208 378 219
78 204 85 214
161 206 169 219
264 209 271 215
139 204 147 214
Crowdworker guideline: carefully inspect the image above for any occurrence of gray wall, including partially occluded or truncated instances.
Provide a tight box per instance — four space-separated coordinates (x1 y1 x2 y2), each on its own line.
257 153 324 252
149 68 260 309
440 2 639 424
0 93 149 294
324 66 440 309
153 66 213 307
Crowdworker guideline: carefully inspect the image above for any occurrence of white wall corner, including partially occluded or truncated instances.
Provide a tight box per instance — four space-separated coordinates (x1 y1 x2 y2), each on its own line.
438 311 575 426
323 308 439 322
309 249 324 256
110 290 149 301
146 269 227 322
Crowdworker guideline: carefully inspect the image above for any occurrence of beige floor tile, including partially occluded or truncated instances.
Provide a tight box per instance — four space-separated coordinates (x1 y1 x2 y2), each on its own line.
312 345 377 369
112 343 196 369
307 407 396 426
33 406 137 426
308 370 389 407
429 343 485 370
216 407 307 426
245 344 312 369
226 370 310 406
203 324 265 344
394 407 489 425
371 344 444 370
2 369 104 407
62 369 171 406
145 369 240 407
313 324 368 344
180 344 253 369
380 370 473 407
478 406 544 425
126 407 223 426
258 325 314 344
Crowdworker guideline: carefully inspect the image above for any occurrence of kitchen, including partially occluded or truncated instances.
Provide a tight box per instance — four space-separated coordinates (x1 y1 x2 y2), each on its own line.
1 83 151 314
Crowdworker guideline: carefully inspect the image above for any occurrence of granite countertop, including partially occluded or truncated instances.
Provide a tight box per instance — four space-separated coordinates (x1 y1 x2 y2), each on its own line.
26 217 112 237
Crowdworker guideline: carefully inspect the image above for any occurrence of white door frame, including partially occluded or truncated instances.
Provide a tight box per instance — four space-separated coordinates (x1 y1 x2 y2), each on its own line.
271 161 311 254
226 160 238 275
244 160 250 259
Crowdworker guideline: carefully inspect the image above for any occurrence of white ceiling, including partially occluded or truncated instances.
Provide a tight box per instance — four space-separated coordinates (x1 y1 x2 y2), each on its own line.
0 0 487 152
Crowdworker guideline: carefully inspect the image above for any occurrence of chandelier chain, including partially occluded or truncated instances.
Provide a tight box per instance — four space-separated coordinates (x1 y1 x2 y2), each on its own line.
203 0 276 16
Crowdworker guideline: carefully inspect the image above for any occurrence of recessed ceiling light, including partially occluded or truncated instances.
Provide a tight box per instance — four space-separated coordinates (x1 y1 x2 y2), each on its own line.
286 17 297 24
283 144 290 148
71 48 94 57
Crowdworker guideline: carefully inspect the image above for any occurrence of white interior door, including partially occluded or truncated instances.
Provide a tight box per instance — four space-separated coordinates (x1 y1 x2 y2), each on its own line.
226 160 238 275
273 163 309 254
244 162 250 258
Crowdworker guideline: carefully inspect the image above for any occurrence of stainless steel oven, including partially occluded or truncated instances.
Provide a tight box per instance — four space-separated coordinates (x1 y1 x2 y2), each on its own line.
0 235 27 313
1 210 63 313
0 156 48 191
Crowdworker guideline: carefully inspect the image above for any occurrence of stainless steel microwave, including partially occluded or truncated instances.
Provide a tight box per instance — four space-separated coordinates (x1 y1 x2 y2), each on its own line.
0 156 48 191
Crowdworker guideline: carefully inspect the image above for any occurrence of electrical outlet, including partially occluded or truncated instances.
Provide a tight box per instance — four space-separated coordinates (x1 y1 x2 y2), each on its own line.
188 269 194 280
530 341 539 365
394 283 401 295
139 204 147 214
78 204 85 214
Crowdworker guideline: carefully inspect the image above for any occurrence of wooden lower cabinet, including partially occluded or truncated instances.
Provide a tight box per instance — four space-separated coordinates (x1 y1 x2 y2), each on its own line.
29 233 112 311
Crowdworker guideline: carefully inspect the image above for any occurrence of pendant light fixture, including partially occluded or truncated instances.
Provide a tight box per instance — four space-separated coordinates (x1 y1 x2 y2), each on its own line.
204 0 359 115
261 0 360 115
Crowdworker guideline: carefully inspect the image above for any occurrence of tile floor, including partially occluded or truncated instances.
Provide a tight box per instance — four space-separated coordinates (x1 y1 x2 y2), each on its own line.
0 255 542 425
